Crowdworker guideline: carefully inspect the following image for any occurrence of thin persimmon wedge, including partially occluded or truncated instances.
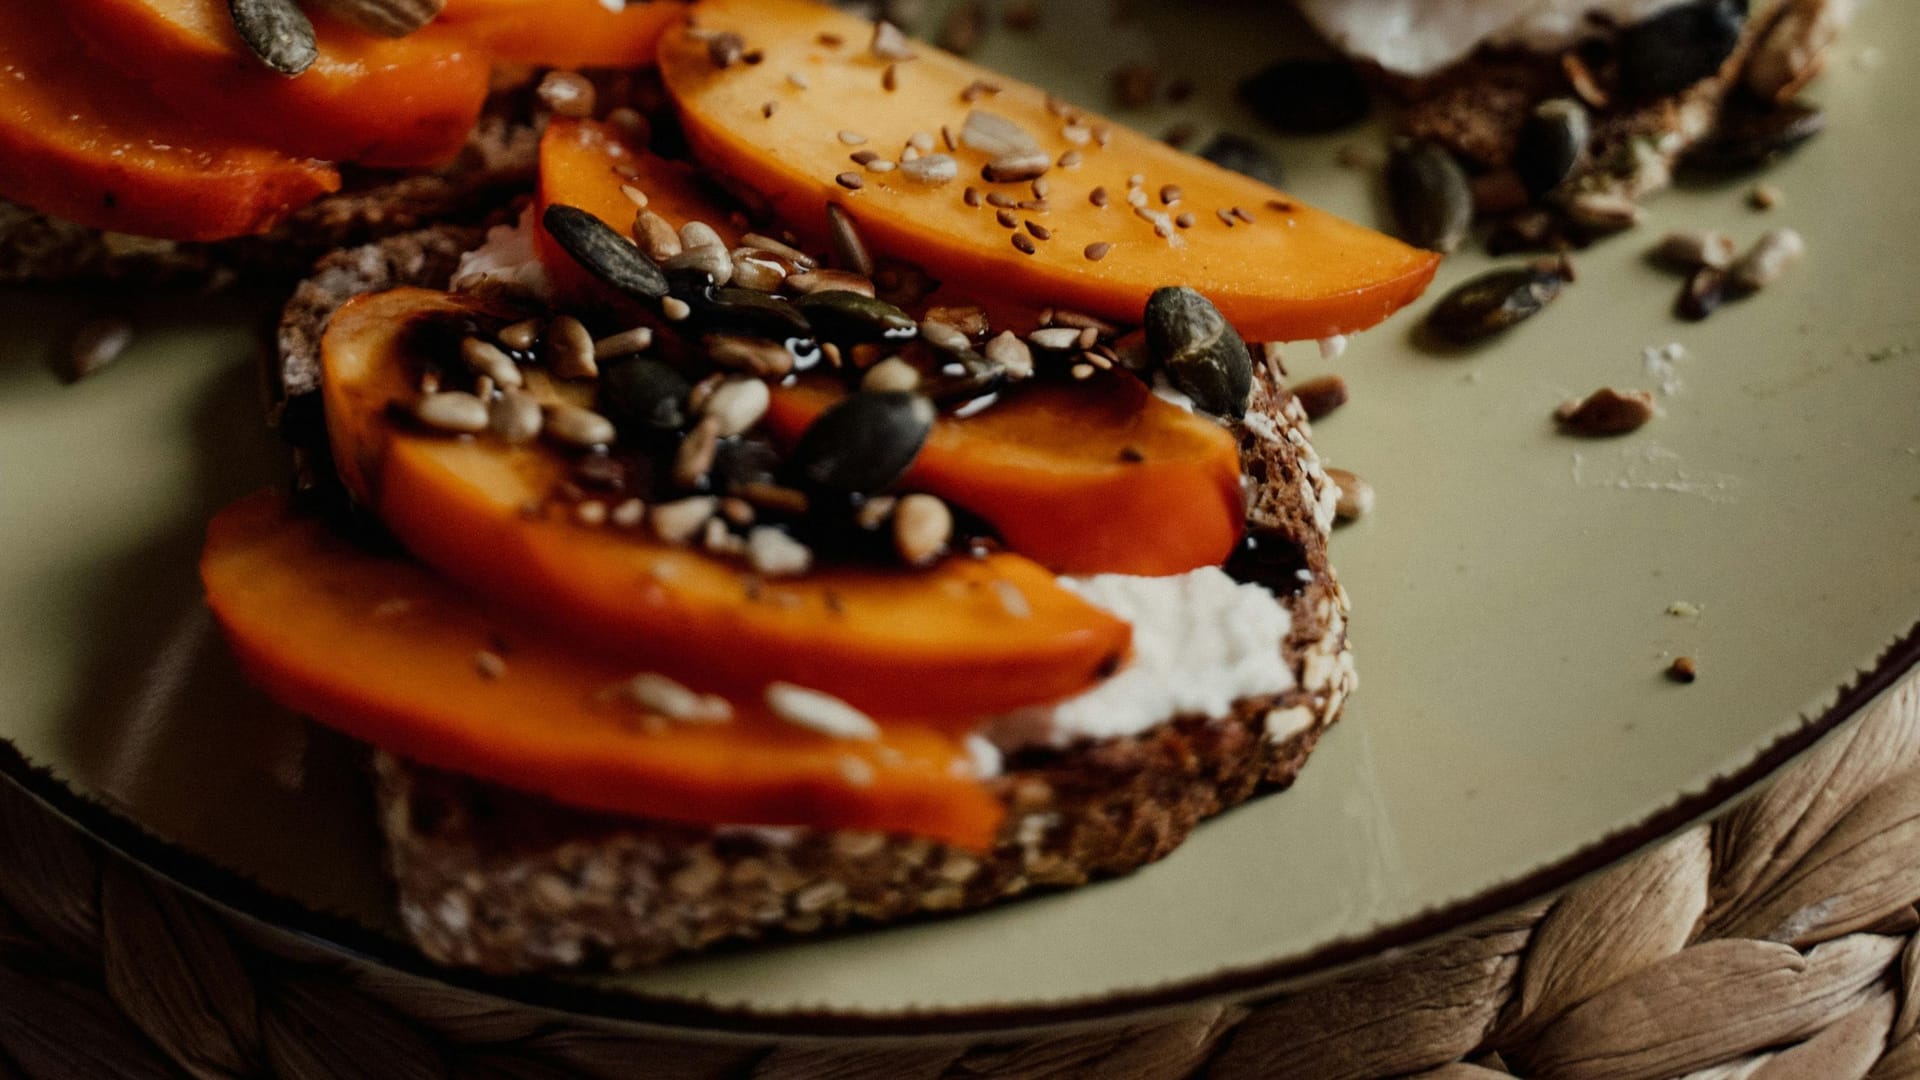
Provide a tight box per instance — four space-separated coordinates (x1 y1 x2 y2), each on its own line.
323 288 1132 721
0 5 338 241
440 0 690 67
61 0 491 168
536 118 742 307
766 379 1245 577
202 491 1003 848
658 0 1440 343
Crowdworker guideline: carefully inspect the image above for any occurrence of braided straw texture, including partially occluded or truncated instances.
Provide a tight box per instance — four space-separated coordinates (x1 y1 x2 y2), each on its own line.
0 672 1916 1079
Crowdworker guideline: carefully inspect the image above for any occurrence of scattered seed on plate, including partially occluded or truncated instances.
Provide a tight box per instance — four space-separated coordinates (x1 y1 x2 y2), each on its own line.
1291 374 1349 420
1555 387 1657 436
66 315 134 382
1652 229 1738 272
1667 656 1700 684
1729 227 1806 292
1326 467 1374 521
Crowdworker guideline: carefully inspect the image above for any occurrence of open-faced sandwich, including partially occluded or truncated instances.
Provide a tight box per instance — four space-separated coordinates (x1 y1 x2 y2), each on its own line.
128 0 1443 973
1285 0 1850 252
0 0 688 285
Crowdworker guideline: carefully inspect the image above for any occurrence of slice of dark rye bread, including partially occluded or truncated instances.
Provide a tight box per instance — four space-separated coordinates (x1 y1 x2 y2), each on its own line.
1381 0 1842 207
275 230 1355 974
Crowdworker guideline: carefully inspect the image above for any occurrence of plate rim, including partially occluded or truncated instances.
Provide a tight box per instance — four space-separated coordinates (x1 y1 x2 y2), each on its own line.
3 618 1915 1038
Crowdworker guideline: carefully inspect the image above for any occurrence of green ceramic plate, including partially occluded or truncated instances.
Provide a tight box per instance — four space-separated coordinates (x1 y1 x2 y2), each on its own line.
1 0 1917 1027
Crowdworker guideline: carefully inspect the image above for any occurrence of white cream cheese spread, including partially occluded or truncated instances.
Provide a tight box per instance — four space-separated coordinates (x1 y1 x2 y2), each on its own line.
984 568 1297 755
1294 0 1690 77
451 206 552 300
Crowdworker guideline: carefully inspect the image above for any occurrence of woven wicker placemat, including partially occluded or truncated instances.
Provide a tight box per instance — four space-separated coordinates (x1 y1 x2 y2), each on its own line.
2 670 1917 1079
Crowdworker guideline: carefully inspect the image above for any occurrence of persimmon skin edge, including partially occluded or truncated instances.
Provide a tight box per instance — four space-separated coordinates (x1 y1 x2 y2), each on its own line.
202 491 1005 849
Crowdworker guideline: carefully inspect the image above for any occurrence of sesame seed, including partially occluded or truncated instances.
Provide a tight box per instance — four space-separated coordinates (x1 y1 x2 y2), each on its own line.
1025 221 1051 240
1160 184 1182 206
838 130 868 146
574 500 609 527
1089 186 1109 207
1175 212 1196 229
766 682 880 740
786 71 810 89
1061 123 1091 145
882 63 899 91
1031 177 1049 198
474 651 506 679
1217 208 1238 227
986 192 1016 208
1127 189 1149 209
941 125 957 151
1058 149 1083 168
995 208 1018 228
1093 125 1113 147
1070 362 1095 379
1012 233 1036 254
662 296 693 321
817 32 843 46
1127 173 1145 189
1084 241 1112 261
761 101 777 118
963 186 982 207
835 172 864 190
1232 206 1256 224
850 149 878 165
619 184 649 209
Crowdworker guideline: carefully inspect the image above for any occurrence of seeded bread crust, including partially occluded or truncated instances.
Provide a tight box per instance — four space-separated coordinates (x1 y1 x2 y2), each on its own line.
370 381 1354 974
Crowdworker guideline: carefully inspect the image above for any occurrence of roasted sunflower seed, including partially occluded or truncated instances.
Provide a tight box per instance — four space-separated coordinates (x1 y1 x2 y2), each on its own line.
1555 387 1658 436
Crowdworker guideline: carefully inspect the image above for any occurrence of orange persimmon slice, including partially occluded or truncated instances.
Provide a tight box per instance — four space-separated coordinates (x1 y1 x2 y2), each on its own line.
766 378 1246 577
0 5 339 241
61 0 491 168
322 287 1133 722
203 491 1003 848
657 0 1440 343
439 0 691 68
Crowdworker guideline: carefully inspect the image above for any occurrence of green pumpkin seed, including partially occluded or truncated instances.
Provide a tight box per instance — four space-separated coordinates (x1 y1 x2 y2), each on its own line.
1387 141 1473 255
1144 286 1252 419
1515 99 1590 201
789 391 936 496
229 0 318 76
1426 265 1568 343
542 205 669 302
796 291 918 344
701 288 812 340
1618 0 1745 101
600 359 691 435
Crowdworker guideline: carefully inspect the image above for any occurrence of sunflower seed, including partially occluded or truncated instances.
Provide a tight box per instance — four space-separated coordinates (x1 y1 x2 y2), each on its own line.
784 269 876 298
543 404 617 449
825 203 873 277
1291 374 1349 421
414 391 490 434
898 153 959 185
651 496 718 545
488 390 543 444
498 319 540 352
633 210 684 262
665 244 734 288
1729 227 1806 292
982 152 1052 183
862 357 922 393
1676 266 1730 321
593 326 655 361
983 331 1035 380
673 416 723 488
731 250 789 292
766 683 878 740
544 205 669 301
958 110 1039 157
66 315 134 382
705 335 796 378
870 19 915 61
1325 467 1374 521
619 673 733 724
542 316 597 380
747 528 814 578
892 493 952 566
702 377 772 437
1652 229 1738 272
